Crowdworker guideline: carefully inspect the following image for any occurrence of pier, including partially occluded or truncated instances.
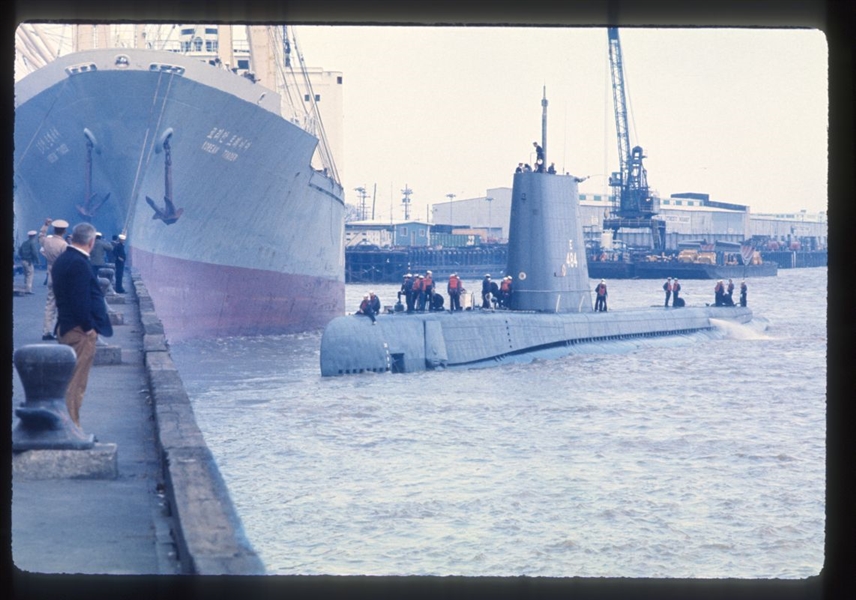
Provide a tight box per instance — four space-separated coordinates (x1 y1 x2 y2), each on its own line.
11 270 263 579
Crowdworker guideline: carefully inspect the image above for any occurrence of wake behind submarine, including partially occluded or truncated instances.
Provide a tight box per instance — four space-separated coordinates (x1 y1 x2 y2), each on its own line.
320 106 754 377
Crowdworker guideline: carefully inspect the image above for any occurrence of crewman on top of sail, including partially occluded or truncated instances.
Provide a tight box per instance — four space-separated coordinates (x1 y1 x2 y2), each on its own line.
533 142 545 172
663 277 673 307
515 163 524 173
499 276 512 308
739 280 748 307
594 279 608 312
672 278 682 307
547 163 557 174
447 273 463 312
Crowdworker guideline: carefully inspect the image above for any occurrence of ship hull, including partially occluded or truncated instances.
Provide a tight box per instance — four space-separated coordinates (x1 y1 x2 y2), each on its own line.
15 48 345 341
320 306 754 376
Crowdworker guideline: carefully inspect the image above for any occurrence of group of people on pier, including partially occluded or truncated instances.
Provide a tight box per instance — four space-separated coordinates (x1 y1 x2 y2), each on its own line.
16 217 118 430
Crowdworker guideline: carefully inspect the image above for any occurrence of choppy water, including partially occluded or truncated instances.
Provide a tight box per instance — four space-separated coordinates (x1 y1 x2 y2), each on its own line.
170 267 826 578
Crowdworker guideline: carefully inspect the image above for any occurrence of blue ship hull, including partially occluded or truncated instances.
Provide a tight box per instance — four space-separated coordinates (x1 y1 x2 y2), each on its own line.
14 48 345 341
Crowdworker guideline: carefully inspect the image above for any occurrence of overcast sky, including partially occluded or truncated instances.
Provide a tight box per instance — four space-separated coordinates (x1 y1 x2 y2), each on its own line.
292 26 827 221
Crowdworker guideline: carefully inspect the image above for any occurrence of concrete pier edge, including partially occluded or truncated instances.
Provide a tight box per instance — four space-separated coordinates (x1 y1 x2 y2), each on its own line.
131 271 265 575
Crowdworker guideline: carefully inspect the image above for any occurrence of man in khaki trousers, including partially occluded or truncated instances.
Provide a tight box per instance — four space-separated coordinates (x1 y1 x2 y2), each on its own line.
51 222 113 427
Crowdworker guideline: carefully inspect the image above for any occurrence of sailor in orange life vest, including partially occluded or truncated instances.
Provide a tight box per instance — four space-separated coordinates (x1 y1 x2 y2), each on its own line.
413 274 425 312
663 277 673 307
594 279 608 312
714 279 725 306
357 294 377 324
423 270 435 311
447 273 463 312
499 276 513 308
672 278 682 306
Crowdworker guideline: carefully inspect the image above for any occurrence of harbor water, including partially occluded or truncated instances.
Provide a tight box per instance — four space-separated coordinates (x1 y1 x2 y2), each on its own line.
169 267 826 578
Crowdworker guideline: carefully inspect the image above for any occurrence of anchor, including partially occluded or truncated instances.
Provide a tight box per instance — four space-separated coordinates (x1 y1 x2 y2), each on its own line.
145 128 184 225
76 128 111 218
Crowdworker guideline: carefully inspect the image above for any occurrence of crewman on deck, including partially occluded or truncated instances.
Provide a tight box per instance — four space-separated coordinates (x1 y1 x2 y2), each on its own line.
481 274 493 309
357 294 376 324
595 279 608 312
369 291 381 315
672 278 682 307
714 279 724 306
726 279 735 306
447 273 463 311
663 277 673 307
399 273 413 311
400 273 414 312
739 280 748 307
414 275 425 311
499 276 512 308
423 270 435 311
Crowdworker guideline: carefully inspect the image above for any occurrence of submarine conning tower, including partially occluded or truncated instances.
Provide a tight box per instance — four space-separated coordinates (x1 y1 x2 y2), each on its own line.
506 171 592 313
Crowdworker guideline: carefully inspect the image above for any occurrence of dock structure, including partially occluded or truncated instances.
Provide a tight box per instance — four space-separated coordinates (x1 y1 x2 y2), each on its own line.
11 269 264 579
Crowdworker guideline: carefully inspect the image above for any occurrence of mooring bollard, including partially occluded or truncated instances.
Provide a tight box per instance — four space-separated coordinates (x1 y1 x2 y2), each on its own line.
13 344 96 451
98 267 116 296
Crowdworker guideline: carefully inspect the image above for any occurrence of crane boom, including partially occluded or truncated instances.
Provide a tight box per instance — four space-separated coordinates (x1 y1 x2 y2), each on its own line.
605 27 665 249
607 27 631 191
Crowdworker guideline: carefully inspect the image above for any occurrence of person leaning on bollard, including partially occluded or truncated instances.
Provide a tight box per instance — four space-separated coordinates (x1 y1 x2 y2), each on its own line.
51 222 114 427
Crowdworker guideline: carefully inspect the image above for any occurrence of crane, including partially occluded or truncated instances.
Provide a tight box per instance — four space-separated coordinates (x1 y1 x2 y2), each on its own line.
604 27 666 251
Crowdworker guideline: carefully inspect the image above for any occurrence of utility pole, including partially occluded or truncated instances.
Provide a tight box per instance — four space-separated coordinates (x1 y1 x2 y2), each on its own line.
485 196 493 243
354 186 368 220
541 86 548 170
401 185 412 221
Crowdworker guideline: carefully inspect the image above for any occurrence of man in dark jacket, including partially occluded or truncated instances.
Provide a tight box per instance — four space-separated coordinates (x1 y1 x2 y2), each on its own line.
112 234 127 293
52 222 113 427
18 229 40 293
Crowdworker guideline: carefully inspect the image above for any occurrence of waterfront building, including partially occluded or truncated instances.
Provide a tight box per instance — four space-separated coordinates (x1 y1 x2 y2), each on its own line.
430 187 512 242
345 220 432 248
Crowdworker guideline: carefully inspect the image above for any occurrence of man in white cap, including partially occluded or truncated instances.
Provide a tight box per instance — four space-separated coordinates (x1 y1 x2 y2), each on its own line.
39 218 69 339
113 233 127 293
18 229 40 294
89 231 113 278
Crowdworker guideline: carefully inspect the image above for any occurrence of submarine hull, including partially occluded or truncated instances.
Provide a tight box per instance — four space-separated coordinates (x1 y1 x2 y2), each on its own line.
320 306 752 376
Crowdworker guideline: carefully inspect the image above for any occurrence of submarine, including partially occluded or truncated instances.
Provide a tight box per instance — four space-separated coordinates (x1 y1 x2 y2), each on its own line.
320 97 754 377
